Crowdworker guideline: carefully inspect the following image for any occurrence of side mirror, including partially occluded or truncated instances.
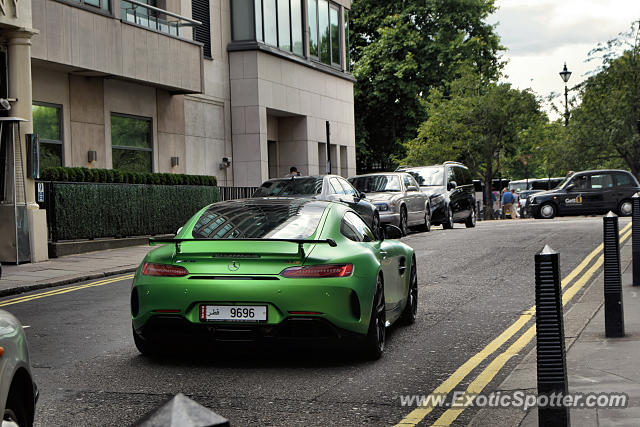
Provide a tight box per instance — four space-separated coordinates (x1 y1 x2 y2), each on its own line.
448 181 457 190
566 184 575 191
383 224 403 240
176 227 183 236
359 192 366 199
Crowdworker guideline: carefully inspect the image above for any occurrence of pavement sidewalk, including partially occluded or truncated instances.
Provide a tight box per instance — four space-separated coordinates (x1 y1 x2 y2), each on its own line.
470 236 640 426
0 245 155 297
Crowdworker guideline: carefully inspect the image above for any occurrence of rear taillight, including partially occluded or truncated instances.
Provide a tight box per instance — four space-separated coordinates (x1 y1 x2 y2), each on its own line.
142 263 189 277
280 264 353 278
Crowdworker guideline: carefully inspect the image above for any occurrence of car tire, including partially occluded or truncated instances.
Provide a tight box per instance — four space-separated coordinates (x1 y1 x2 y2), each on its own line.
399 206 409 236
538 202 556 219
133 326 160 356
4 379 33 427
442 205 454 229
363 274 386 360
417 207 431 232
465 206 476 228
372 211 381 238
618 199 633 217
400 256 418 325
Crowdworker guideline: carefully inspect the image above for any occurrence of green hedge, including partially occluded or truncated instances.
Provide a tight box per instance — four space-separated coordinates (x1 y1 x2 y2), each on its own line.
40 167 217 186
50 183 220 240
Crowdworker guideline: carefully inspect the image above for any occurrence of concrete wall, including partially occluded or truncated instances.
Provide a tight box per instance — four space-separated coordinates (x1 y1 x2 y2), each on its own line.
230 50 356 186
30 0 203 93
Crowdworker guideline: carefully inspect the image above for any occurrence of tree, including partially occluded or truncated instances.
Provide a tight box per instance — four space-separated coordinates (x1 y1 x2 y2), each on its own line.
402 70 546 218
350 0 503 172
567 21 640 177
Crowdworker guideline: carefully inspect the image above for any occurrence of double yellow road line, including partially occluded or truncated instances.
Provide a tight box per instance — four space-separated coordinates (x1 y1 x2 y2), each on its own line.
396 221 632 426
0 273 135 307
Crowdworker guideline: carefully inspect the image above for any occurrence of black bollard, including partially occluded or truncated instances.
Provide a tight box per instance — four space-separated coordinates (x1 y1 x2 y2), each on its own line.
135 393 230 427
603 212 625 337
535 245 570 427
633 193 640 286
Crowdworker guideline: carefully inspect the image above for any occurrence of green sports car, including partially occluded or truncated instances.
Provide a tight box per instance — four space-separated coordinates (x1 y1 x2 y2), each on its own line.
130 198 417 359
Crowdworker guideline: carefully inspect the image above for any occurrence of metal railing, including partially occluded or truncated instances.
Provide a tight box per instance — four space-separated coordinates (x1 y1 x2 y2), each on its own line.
218 186 259 201
120 0 201 37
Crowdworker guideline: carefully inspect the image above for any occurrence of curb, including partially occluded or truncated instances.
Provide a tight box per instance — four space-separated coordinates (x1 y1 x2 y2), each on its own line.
0 267 138 298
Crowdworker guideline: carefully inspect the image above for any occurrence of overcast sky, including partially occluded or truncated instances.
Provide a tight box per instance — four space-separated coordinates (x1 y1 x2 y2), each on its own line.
489 0 640 120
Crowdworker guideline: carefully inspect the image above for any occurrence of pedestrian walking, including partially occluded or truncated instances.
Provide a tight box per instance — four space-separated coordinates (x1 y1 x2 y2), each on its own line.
501 187 516 219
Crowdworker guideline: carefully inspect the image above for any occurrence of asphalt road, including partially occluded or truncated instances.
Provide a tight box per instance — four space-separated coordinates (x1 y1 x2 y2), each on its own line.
2 216 622 426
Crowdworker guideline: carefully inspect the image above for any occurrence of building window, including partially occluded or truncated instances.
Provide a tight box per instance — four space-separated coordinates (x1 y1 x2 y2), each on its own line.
32 104 63 170
235 0 304 57
308 0 318 57
73 0 110 12
344 9 350 71
111 114 153 173
193 0 212 58
318 0 329 63
329 4 339 65
309 0 344 67
232 0 256 41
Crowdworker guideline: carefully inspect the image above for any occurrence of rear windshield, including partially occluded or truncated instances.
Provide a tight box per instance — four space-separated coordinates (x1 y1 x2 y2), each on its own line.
403 167 444 186
349 175 401 192
253 178 322 197
191 200 326 239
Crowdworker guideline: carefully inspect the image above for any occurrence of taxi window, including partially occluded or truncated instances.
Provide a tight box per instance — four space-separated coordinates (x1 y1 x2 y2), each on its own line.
590 173 613 189
615 173 636 187
570 175 589 190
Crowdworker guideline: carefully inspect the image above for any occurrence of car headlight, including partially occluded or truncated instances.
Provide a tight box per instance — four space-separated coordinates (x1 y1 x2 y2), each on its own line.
375 203 390 212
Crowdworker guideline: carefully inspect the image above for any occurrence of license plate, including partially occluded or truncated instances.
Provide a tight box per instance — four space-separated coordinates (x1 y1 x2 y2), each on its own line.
200 305 267 322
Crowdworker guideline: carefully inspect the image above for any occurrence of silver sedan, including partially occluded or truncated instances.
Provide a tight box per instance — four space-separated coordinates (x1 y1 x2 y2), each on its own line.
1 309 37 427
349 172 430 235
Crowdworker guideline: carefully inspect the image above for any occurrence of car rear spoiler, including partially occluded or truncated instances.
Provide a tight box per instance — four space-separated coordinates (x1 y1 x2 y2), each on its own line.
149 237 337 258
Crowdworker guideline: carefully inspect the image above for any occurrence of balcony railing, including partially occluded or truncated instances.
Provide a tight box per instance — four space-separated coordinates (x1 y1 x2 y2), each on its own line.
120 0 201 37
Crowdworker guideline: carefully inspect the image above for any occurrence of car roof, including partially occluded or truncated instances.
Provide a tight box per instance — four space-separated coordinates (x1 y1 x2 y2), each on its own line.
260 175 350 183
573 169 633 175
350 172 406 177
212 197 332 210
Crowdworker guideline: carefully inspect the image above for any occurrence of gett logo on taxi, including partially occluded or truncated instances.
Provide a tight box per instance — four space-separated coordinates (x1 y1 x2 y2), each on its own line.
565 195 583 205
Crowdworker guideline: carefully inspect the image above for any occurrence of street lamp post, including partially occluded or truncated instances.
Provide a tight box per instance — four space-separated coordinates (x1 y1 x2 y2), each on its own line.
559 63 572 126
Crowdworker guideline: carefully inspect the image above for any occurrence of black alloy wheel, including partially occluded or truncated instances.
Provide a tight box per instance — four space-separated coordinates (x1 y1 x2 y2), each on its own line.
364 275 386 360
400 257 418 324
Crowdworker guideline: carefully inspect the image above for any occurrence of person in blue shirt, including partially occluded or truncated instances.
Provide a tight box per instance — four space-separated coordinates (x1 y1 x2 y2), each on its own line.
501 188 516 218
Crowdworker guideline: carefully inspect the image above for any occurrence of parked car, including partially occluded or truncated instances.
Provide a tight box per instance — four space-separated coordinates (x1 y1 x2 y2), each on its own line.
508 178 565 192
516 189 544 218
252 175 380 233
397 162 476 229
131 198 417 359
1 309 38 427
348 172 430 235
526 169 640 219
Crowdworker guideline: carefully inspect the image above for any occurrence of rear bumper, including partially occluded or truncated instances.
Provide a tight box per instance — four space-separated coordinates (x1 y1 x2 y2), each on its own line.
131 273 375 337
135 315 363 343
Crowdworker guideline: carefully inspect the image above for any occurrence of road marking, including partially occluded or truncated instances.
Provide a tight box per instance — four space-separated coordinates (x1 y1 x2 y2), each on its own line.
429 227 632 426
394 220 631 426
0 274 134 307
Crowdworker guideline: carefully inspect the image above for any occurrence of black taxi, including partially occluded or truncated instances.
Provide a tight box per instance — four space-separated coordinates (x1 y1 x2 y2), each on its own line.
526 169 640 219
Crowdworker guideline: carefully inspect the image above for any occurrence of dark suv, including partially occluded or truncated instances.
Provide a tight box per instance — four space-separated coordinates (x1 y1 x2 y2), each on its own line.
526 169 640 219
397 162 476 228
